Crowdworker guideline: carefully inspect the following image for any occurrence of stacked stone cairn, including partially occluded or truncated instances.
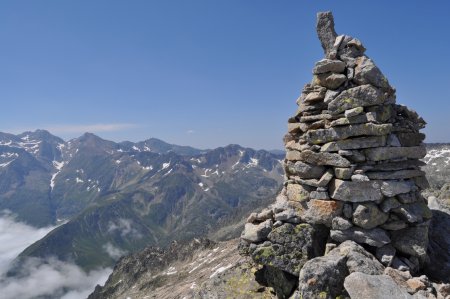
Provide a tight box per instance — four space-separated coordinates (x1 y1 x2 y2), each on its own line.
240 11 437 298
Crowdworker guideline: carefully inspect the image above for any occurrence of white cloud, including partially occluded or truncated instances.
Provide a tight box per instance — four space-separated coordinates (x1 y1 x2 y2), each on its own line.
0 211 112 299
103 242 127 260
0 257 111 299
107 218 142 239
0 210 56 275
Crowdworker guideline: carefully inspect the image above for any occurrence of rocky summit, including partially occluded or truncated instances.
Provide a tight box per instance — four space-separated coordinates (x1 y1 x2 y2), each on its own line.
239 11 449 299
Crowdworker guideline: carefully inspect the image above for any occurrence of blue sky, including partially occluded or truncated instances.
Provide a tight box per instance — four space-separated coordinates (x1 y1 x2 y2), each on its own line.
1 1 449 150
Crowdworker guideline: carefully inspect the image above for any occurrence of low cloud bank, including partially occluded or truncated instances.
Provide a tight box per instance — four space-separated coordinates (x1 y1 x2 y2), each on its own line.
0 211 112 299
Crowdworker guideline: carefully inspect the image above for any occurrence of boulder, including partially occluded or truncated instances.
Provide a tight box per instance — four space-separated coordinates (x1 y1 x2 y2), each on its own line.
285 161 326 179
344 272 413 299
328 85 386 114
330 227 390 247
381 180 414 197
313 59 346 74
354 56 390 89
391 226 429 263
297 150 351 167
316 11 338 58
302 199 343 227
425 210 450 283
329 179 383 203
306 123 392 144
314 72 347 90
321 136 386 152
364 146 427 161
241 219 273 243
352 202 389 229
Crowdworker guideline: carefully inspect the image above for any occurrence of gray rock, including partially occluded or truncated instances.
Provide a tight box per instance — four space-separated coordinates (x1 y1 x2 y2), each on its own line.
376 244 396 266
354 56 390 89
381 180 414 197
387 134 401 147
316 11 338 58
296 150 351 167
317 169 334 187
391 225 429 263
332 216 353 230
286 183 312 202
364 146 427 161
397 192 421 204
366 169 425 180
353 202 389 229
335 241 384 275
285 161 326 179
343 203 353 218
334 167 353 180
298 252 348 299
381 219 409 231
241 219 273 242
338 35 366 60
329 179 383 203
351 174 370 182
313 59 346 74
380 197 402 213
321 136 387 152
329 112 377 126
275 208 300 222
345 106 364 118
425 210 450 283
306 123 392 144
393 201 432 223
314 72 347 90
302 199 343 227
328 84 386 114
257 265 298 299
324 89 340 104
299 113 333 123
344 272 413 299
396 132 426 147
309 191 330 200
251 223 328 276
330 227 390 247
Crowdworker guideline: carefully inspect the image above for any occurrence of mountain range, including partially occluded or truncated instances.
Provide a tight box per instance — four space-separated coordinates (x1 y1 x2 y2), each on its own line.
0 130 284 270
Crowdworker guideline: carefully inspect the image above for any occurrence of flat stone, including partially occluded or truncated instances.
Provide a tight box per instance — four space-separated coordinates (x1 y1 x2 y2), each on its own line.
314 72 347 90
354 56 390 89
309 191 330 200
329 179 383 203
297 150 351 167
397 192 421 204
241 219 273 243
332 216 353 230
391 226 429 263
368 160 425 172
364 146 427 161
330 227 390 247
345 106 364 118
287 123 302 134
396 132 425 147
334 241 384 275
329 112 377 126
304 90 326 103
380 219 408 231
344 272 413 299
380 180 414 197
302 199 343 227
328 84 386 115
351 174 369 182
324 89 340 104
285 161 326 179
299 113 333 123
352 202 389 229
321 136 386 152
313 59 346 74
366 169 425 180
305 123 392 144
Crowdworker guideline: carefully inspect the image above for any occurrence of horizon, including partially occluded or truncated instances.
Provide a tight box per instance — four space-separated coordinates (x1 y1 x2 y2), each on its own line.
1 1 450 149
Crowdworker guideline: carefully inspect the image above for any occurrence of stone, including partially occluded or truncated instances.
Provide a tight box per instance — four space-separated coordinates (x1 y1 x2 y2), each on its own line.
299 113 333 123
285 161 326 179
323 89 340 104
330 227 390 247
317 169 334 187
332 216 353 230
309 191 330 200
364 146 427 161
250 223 328 276
241 219 273 243
274 208 301 222
376 244 396 266
305 123 392 144
338 36 366 60
328 84 386 114
335 241 384 275
302 199 343 227
368 160 426 172
381 180 414 197
343 203 353 218
314 72 347 90
344 272 413 299
286 183 312 202
397 192 421 204
396 132 425 147
329 112 377 127
321 136 386 152
298 252 348 299
316 11 338 58
366 169 425 180
384 267 412 290
345 106 364 118
329 179 383 203
296 150 351 167
313 59 346 74
425 210 450 283
393 201 432 223
354 56 390 89
352 202 389 229
351 174 369 181
380 197 402 213
287 123 302 134
387 134 401 147
334 167 353 180
256 265 298 299
406 278 427 293
391 226 429 263
304 90 326 103
380 219 408 231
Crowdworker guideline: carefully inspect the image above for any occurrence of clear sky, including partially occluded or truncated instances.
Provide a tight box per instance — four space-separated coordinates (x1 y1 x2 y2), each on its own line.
1 1 449 150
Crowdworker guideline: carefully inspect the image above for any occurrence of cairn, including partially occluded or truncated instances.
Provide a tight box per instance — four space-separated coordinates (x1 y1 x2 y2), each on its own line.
240 11 431 297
